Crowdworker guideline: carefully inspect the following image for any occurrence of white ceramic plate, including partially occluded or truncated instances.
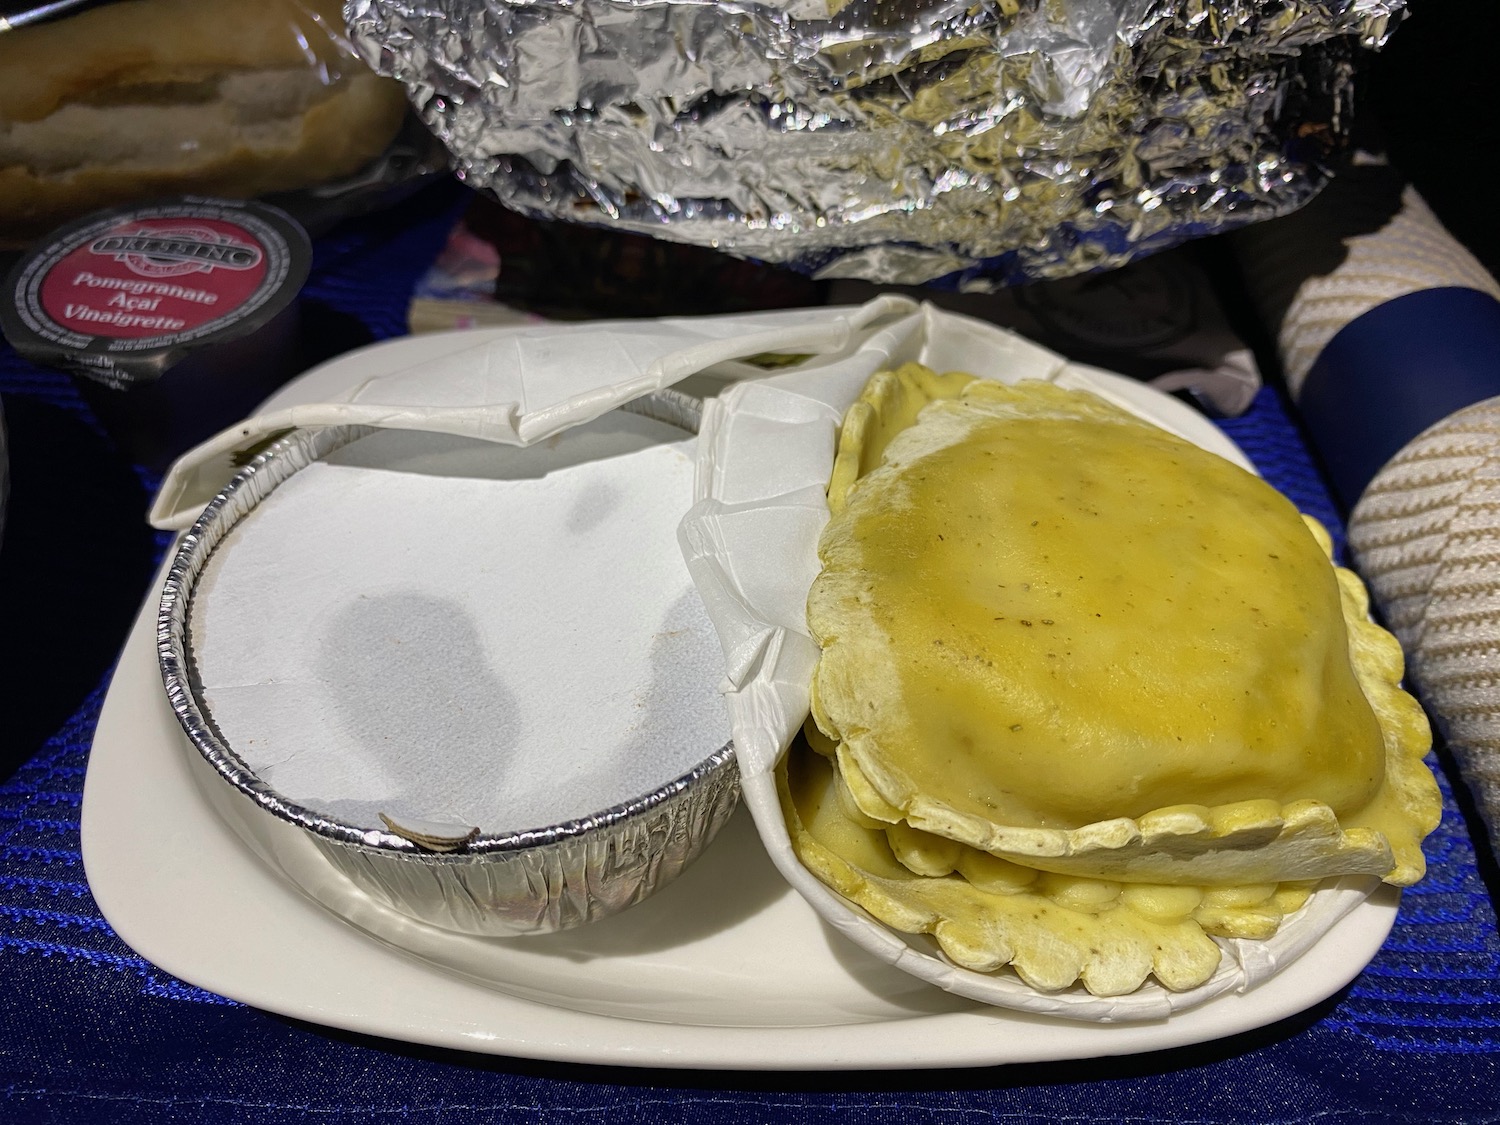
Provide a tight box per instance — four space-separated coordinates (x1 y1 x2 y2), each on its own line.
81 330 1401 1070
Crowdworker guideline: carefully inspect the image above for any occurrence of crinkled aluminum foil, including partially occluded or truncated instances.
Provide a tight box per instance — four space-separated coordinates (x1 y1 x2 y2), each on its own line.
347 0 1401 287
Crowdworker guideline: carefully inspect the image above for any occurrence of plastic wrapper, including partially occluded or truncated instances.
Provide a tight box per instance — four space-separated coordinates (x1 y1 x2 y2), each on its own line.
347 0 1401 288
0 0 434 245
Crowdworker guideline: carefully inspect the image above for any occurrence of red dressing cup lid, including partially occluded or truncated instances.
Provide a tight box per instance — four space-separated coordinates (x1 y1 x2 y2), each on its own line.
2 196 311 389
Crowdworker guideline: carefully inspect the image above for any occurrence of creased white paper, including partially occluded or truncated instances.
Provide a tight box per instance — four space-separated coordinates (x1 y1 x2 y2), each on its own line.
150 296 920 530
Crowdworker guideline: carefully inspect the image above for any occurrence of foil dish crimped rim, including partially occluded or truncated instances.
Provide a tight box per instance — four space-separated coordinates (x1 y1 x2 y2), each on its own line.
157 389 738 864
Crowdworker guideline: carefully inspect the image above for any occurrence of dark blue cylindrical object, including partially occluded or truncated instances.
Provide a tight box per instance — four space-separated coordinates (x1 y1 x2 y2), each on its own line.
1298 286 1500 509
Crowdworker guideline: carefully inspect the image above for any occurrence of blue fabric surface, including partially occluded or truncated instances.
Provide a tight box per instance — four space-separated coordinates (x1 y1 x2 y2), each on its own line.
2 184 1499 1122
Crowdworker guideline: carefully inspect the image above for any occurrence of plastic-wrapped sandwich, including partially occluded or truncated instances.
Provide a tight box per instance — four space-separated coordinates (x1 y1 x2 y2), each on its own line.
0 0 410 242
786 365 1442 997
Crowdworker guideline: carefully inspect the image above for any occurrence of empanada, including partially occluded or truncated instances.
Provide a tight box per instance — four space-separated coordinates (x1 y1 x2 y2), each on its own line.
783 742 1318 995
805 366 1438 891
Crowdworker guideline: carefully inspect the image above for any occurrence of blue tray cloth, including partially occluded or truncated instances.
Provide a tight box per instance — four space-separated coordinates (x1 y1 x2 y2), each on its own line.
2 183 1498 1123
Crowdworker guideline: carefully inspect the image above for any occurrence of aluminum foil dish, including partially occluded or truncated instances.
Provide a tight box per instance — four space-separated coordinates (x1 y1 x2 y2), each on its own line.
347 0 1402 287
158 391 740 938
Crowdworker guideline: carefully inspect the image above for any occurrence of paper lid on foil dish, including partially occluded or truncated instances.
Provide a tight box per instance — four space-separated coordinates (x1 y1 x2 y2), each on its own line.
159 388 740 937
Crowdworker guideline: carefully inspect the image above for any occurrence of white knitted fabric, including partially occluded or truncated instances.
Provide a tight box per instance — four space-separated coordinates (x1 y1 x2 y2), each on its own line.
1280 187 1500 394
1349 396 1500 837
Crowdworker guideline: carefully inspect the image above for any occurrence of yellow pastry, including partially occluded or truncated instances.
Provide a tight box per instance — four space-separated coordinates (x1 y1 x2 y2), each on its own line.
783 742 1316 994
789 364 1441 994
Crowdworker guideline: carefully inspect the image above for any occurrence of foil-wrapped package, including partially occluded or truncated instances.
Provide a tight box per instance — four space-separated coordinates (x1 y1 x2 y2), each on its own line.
347 0 1401 287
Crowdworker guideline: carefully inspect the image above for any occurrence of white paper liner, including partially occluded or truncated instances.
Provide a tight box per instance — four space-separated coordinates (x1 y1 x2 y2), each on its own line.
187 419 733 836
677 302 1380 1022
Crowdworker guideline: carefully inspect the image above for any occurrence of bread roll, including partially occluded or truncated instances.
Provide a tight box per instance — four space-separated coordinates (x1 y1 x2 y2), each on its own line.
0 0 411 242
